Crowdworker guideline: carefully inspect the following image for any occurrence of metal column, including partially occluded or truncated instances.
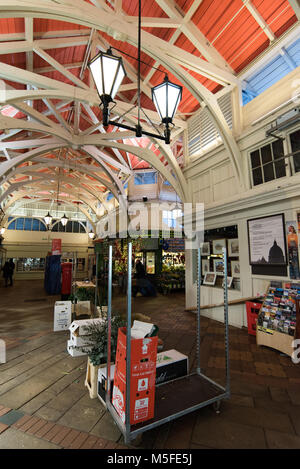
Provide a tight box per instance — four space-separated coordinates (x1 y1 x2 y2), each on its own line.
106 245 113 408
124 241 132 444
196 247 201 375
94 252 99 316
222 247 230 396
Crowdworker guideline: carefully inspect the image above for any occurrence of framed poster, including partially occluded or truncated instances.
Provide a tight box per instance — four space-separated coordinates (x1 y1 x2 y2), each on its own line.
212 239 226 255
231 260 240 277
201 242 210 256
213 258 224 274
203 272 217 286
228 238 239 257
202 259 210 276
247 214 287 265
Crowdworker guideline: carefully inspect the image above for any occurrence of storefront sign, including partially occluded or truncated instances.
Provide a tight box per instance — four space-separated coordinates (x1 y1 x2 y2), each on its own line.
286 221 300 279
247 214 287 265
163 238 185 252
52 238 62 255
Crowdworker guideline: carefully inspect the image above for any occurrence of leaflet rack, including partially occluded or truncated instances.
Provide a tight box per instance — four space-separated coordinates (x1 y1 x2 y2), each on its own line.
105 242 230 444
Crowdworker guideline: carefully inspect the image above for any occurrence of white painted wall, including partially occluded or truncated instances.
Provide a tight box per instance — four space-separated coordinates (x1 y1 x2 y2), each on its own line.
184 72 300 328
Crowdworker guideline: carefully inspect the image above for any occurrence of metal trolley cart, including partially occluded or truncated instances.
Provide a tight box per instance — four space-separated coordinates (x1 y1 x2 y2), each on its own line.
104 242 230 444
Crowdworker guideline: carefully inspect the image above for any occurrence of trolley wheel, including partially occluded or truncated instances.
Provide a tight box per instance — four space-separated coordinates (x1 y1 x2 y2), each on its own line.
212 400 222 414
130 433 143 447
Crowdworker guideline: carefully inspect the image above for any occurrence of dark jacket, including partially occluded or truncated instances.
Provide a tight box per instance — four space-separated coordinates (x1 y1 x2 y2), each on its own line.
2 262 10 278
135 261 146 279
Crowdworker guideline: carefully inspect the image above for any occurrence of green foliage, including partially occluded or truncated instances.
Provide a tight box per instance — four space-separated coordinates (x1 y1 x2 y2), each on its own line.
68 287 95 303
82 314 126 366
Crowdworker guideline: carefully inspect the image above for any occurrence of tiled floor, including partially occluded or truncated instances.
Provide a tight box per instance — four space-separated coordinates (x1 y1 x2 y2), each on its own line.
0 280 300 449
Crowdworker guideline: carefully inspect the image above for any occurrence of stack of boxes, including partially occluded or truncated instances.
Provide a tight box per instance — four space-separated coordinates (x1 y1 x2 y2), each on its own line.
67 318 104 357
98 349 188 407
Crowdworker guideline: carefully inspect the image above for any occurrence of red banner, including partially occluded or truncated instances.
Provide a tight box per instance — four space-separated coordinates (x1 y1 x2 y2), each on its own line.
52 239 62 255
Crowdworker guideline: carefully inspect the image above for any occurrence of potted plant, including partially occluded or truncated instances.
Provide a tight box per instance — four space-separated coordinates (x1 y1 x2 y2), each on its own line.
83 314 126 399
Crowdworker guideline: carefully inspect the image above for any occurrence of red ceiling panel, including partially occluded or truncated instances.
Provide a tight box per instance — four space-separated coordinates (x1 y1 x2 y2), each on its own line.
33 18 88 33
123 0 168 18
0 52 26 69
0 18 24 34
175 0 195 14
251 0 297 35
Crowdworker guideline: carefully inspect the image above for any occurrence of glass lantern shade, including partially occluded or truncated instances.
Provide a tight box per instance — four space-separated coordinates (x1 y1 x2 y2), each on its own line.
88 230 95 239
44 212 52 226
89 49 126 102
60 214 68 227
151 76 182 124
0 227 5 235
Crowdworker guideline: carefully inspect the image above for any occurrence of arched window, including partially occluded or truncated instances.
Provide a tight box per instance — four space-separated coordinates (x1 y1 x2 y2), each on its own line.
7 217 47 231
51 220 87 233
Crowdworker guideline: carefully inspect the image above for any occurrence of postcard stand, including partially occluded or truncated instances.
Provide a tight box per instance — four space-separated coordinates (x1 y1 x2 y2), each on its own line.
105 243 230 444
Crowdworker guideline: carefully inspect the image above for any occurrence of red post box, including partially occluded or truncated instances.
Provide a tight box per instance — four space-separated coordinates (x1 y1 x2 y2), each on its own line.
61 262 72 296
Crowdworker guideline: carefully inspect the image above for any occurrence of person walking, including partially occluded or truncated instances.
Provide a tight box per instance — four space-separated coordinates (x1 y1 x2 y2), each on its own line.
8 258 15 286
2 261 10 287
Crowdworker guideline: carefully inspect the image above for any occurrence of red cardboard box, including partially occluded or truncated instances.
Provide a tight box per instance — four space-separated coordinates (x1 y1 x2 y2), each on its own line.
112 327 158 425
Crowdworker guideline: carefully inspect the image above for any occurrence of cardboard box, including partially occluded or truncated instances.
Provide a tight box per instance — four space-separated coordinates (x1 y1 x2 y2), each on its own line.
97 364 116 406
69 318 105 337
112 327 158 425
99 349 188 407
69 333 93 347
67 339 92 357
74 301 92 316
156 349 188 384
54 301 72 332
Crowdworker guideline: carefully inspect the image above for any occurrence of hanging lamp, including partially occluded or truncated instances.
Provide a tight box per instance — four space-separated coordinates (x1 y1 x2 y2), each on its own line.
44 212 52 226
60 214 68 226
88 0 182 144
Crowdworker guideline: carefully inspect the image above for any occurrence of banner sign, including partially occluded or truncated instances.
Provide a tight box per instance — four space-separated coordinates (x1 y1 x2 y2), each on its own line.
52 238 62 255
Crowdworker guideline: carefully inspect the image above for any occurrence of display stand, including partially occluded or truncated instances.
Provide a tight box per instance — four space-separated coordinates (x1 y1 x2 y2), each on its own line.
256 284 300 357
105 242 230 444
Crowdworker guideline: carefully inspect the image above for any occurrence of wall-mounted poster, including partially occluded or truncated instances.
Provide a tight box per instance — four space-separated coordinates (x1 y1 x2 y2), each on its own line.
228 238 239 257
286 220 300 279
212 239 226 255
231 260 240 277
201 242 210 256
213 258 224 274
202 259 210 276
247 214 287 265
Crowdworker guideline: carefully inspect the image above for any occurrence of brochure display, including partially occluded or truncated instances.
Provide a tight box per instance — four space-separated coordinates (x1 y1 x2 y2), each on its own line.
104 242 230 444
256 285 300 356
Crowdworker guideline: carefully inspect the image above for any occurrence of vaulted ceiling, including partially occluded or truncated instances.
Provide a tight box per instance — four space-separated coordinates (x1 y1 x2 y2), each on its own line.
0 0 298 223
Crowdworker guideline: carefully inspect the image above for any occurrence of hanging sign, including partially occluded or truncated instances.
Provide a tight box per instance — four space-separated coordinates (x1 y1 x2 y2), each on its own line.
52 239 62 255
